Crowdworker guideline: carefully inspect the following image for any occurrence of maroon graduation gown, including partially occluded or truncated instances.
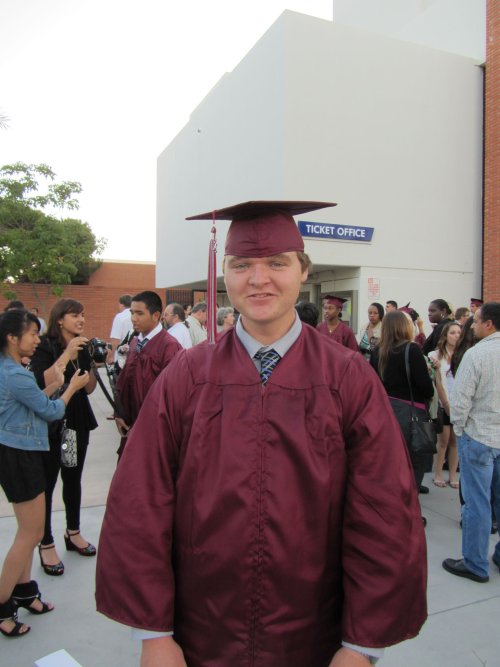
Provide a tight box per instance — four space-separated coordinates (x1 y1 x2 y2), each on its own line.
317 320 359 351
115 330 181 453
96 326 427 667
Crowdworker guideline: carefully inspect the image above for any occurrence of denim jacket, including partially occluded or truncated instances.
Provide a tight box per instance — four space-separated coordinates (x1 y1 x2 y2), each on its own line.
0 354 65 451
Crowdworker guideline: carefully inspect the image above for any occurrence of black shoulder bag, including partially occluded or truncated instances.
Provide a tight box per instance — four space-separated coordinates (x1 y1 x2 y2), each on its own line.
404 343 437 455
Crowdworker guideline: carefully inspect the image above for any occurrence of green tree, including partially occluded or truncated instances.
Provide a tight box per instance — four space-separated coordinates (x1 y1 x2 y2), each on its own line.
0 163 106 308
0 162 82 210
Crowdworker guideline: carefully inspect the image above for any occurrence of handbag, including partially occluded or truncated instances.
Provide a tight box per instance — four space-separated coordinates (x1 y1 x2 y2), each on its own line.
61 422 78 468
404 344 437 455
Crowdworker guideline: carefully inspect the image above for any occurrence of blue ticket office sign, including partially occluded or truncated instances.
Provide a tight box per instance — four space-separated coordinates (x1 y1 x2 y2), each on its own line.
298 220 374 242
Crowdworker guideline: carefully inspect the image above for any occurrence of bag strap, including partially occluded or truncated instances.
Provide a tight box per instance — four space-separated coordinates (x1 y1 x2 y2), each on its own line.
404 343 418 420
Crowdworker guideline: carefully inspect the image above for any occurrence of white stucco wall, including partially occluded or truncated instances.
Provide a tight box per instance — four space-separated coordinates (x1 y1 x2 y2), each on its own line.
157 10 483 331
355 266 474 337
282 14 483 273
157 21 287 289
333 0 486 61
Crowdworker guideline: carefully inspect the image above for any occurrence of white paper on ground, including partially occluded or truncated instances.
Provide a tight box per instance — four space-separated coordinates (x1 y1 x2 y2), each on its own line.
34 649 83 667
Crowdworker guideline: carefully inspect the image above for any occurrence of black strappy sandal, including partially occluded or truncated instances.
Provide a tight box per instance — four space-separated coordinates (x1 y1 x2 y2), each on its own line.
38 543 64 576
0 599 30 638
12 580 54 615
64 530 96 556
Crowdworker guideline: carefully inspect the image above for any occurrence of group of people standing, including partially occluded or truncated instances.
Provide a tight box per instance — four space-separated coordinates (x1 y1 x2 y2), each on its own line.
109 294 236 361
298 294 497 543
312 293 499 584
0 299 96 638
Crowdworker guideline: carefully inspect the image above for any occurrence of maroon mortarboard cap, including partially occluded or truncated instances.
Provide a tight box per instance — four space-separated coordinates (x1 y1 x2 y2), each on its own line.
399 302 412 314
323 295 347 307
186 200 336 257
470 298 483 306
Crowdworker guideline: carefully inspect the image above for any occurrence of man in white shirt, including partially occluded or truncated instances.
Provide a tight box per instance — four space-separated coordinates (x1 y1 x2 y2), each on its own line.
163 302 192 349
109 295 133 362
30 307 47 334
444 301 500 583
186 302 207 346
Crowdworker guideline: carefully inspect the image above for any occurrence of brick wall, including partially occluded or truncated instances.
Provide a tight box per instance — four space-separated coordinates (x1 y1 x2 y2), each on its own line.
88 261 155 288
484 0 500 301
0 262 197 341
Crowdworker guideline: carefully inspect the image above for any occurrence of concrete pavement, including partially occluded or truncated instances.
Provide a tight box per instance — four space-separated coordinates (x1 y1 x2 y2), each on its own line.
1 370 499 666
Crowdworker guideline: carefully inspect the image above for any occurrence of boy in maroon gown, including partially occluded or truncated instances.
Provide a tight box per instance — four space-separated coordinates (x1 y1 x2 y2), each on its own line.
317 295 359 351
96 202 427 667
114 291 181 458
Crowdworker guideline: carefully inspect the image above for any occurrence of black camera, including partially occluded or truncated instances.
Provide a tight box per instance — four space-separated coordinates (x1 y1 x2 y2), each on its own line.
87 338 111 364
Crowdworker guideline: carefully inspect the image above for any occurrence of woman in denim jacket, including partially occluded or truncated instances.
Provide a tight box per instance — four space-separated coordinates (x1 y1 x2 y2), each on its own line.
0 309 89 638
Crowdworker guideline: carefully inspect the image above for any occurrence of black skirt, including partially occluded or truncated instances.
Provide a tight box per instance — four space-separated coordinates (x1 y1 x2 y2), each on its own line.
0 443 46 503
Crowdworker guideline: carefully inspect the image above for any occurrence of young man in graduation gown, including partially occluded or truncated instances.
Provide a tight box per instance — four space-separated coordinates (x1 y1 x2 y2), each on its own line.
96 202 427 667
114 291 181 458
317 295 359 351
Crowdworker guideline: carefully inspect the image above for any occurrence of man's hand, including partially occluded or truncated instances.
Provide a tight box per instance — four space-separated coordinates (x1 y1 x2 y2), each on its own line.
140 637 187 667
329 647 372 666
115 417 130 437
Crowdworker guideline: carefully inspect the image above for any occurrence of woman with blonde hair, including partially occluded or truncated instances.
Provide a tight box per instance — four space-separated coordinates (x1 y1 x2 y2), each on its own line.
428 320 462 488
371 311 434 508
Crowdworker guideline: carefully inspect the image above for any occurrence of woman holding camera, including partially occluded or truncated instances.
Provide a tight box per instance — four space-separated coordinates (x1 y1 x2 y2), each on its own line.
0 309 89 637
30 299 98 576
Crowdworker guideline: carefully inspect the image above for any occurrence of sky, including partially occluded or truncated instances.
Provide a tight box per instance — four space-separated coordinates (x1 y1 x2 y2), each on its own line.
0 0 333 261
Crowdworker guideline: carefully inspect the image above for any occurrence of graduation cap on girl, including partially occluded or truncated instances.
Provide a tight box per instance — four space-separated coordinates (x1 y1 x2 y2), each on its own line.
399 302 419 322
187 200 336 342
322 295 347 308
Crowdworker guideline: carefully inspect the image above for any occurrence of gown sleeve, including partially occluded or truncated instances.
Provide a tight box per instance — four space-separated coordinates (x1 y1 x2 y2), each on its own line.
95 351 190 631
339 353 427 647
344 326 360 352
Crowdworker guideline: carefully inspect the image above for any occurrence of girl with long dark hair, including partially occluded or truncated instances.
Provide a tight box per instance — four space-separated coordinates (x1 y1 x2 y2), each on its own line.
30 299 98 576
450 316 475 377
428 321 461 488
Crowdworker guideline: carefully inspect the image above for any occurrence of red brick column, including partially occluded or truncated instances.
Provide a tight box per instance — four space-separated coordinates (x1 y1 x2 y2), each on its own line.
484 0 500 300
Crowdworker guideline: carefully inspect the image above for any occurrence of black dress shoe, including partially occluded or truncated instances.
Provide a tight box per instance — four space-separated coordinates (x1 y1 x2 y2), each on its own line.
442 558 489 583
492 555 500 572
419 485 429 494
